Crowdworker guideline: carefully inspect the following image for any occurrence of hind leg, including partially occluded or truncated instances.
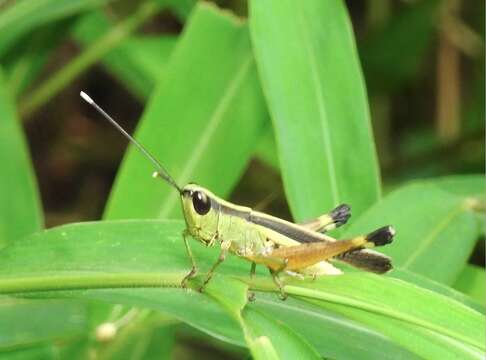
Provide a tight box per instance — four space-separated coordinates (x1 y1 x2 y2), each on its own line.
268 259 289 300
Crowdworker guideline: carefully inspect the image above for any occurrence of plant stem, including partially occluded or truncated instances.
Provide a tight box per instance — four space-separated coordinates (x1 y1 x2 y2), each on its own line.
19 0 160 119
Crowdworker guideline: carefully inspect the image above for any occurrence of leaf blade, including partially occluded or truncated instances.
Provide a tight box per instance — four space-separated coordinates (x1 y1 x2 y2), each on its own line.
105 2 267 220
249 0 381 221
0 220 483 357
0 68 43 246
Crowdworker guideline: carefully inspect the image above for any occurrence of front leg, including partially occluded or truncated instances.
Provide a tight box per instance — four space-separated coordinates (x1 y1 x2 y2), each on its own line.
181 229 198 288
198 240 230 292
269 259 289 300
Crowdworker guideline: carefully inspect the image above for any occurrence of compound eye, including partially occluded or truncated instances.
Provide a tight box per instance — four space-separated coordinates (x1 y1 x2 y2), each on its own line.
192 191 211 215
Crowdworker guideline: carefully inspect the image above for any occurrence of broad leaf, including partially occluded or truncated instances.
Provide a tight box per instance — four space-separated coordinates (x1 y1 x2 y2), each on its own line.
0 220 483 358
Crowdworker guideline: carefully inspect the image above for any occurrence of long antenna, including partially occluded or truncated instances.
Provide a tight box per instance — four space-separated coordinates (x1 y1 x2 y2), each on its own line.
80 91 182 193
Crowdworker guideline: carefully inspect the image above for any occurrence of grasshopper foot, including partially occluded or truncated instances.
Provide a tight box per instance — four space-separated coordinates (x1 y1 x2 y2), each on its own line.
247 291 256 302
181 266 197 288
278 291 288 301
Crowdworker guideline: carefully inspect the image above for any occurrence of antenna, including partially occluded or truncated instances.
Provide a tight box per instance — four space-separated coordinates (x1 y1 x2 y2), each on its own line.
80 91 182 193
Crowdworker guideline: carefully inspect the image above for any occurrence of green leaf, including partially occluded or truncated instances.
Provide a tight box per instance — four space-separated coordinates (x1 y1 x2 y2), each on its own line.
317 300 484 360
0 298 87 349
428 174 485 198
164 0 197 21
0 220 483 358
105 2 267 220
72 11 177 100
241 307 320 360
454 265 486 305
252 295 418 360
255 127 279 171
84 288 245 347
90 312 176 360
0 68 42 246
249 0 381 221
390 268 485 315
343 179 481 284
19 1 160 118
0 0 113 57
1 345 55 360
286 274 484 358
201 276 321 359
4 21 69 98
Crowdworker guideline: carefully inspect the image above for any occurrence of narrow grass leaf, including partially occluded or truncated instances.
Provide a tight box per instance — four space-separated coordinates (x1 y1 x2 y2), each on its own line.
255 127 280 171
423 174 485 198
4 21 68 98
0 298 87 349
0 0 113 57
284 273 484 353
1 346 56 360
0 68 43 246
390 268 485 314
242 307 320 360
72 11 177 100
202 275 321 359
315 300 484 360
105 3 267 220
252 295 419 360
165 0 197 21
249 0 381 221
454 265 486 305
83 288 245 348
19 1 160 118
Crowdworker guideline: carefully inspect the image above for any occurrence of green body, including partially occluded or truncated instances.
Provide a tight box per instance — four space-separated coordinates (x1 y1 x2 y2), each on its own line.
180 184 344 277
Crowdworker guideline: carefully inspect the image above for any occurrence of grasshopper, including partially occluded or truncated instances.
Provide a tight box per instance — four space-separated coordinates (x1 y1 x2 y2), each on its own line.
81 91 395 299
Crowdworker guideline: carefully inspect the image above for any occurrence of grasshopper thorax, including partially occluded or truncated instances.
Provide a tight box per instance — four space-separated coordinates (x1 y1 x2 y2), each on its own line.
180 184 219 246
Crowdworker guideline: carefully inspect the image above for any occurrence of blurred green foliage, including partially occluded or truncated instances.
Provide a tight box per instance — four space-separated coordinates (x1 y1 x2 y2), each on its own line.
0 0 484 359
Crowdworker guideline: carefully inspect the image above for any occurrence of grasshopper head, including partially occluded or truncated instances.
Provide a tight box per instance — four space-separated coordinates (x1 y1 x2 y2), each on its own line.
180 184 219 245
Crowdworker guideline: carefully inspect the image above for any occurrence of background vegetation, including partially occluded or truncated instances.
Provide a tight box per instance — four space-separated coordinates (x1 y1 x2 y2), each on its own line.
0 0 484 359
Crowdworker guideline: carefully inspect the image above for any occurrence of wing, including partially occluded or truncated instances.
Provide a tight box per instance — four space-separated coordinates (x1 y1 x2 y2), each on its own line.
248 210 336 246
